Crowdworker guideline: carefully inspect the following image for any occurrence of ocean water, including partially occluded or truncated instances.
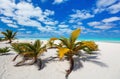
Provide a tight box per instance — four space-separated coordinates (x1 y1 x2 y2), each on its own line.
78 38 120 43
17 37 120 43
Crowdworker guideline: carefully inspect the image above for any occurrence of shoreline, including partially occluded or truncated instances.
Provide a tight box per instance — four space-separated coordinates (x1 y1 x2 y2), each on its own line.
13 38 120 43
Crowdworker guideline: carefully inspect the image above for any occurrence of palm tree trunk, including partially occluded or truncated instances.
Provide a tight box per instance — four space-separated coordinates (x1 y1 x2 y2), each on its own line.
12 54 19 61
9 39 12 43
66 56 74 78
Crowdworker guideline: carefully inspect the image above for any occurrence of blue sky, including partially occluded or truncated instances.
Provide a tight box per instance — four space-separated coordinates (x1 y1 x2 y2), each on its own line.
0 0 120 38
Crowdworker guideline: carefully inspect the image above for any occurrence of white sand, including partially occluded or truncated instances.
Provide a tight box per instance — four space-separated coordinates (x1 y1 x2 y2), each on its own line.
0 40 120 79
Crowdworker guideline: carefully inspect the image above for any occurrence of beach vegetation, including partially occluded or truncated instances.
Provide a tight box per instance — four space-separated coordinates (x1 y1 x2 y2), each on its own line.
0 47 10 55
50 28 98 78
1 29 17 43
11 43 29 61
12 40 47 70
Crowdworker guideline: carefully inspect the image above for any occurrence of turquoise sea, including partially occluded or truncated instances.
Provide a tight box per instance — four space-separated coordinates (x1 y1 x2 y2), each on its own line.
17 37 120 43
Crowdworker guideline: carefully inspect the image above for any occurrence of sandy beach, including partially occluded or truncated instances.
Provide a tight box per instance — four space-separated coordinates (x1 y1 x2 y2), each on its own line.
0 40 120 79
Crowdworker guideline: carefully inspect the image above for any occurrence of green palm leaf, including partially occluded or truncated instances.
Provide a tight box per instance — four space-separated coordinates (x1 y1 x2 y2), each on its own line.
1 29 17 43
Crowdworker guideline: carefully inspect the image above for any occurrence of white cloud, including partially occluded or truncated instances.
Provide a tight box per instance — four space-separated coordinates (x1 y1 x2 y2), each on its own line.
0 0 16 17
59 28 72 34
68 19 75 23
58 24 68 28
82 29 101 34
102 17 120 22
38 26 54 32
52 0 68 4
88 21 115 30
88 21 101 26
0 17 13 23
0 0 58 31
93 8 105 14
77 22 82 25
96 0 117 8
94 0 120 14
15 2 44 20
107 2 120 14
70 10 94 20
44 20 58 25
74 25 84 29
7 24 18 28
93 25 113 29
43 9 54 16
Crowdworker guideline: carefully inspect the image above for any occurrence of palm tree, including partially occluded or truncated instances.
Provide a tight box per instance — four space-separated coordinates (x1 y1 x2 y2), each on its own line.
50 28 98 78
1 29 17 43
12 40 47 70
25 40 47 64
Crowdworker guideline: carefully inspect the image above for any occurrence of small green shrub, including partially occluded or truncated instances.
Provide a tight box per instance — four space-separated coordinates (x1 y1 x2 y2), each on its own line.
0 47 10 54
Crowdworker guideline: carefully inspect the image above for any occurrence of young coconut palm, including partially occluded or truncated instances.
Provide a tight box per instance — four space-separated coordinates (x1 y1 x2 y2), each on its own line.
11 43 29 61
20 40 46 69
1 30 17 43
25 40 46 63
51 28 98 78
12 40 47 69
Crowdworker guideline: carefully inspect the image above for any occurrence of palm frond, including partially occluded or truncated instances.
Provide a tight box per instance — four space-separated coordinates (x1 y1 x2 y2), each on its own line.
58 47 70 59
81 41 98 51
12 31 17 38
59 37 70 48
1 32 8 39
11 43 29 54
1 30 17 43
0 47 10 53
70 28 81 44
34 40 41 49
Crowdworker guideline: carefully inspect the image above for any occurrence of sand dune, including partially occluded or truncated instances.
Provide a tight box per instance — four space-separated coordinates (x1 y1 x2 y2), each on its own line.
0 40 120 79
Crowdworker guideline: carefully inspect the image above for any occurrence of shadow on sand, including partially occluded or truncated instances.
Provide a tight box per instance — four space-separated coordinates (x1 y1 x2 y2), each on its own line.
73 52 108 71
0 53 15 56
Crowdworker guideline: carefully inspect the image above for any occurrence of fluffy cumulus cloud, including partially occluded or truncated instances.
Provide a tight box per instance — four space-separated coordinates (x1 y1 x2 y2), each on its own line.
96 0 117 8
58 24 68 28
70 10 94 20
88 21 115 30
102 17 120 23
94 0 120 14
0 0 58 32
107 2 120 14
88 21 101 26
88 16 120 30
0 0 75 37
7 24 18 28
0 17 13 24
0 0 119 38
